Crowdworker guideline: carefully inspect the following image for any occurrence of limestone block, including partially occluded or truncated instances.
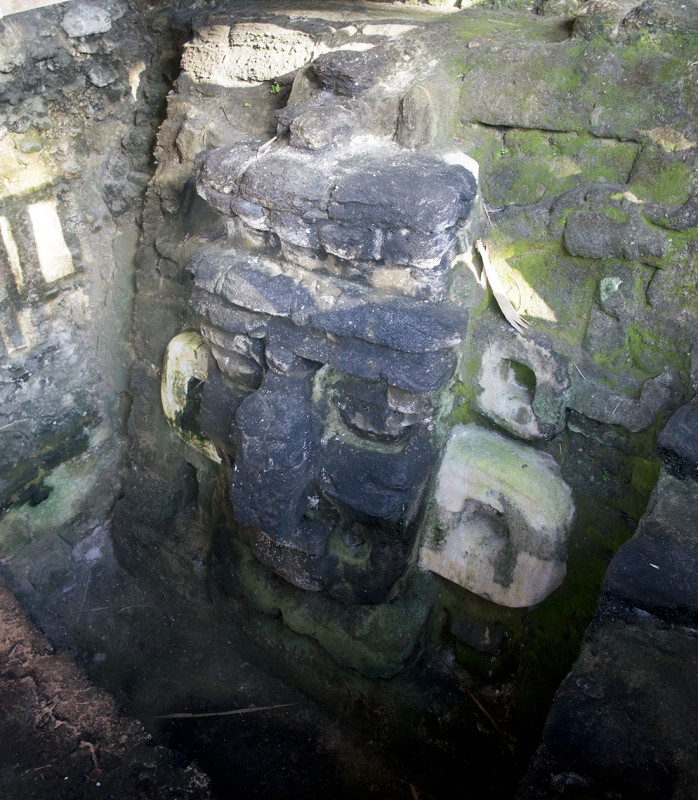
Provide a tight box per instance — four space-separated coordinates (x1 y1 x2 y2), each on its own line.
61 3 112 38
182 22 321 87
420 425 575 607
563 207 666 260
188 250 468 355
475 332 570 441
231 369 320 542
189 291 459 394
396 83 436 149
569 370 677 433
161 332 221 464
289 103 356 151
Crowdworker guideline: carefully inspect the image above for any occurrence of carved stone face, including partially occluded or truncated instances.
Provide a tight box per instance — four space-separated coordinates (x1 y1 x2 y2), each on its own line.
165 137 477 604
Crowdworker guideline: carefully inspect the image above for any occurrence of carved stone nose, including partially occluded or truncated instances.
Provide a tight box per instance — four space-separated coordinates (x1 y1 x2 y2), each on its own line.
231 368 320 544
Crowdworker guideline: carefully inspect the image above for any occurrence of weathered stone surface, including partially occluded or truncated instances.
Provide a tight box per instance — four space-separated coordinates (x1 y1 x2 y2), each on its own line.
189 290 460 393
328 151 477 234
85 61 117 87
520 464 698 800
396 83 437 148
320 433 435 527
181 20 322 87
569 370 678 433
231 368 320 543
603 471 698 620
161 331 221 464
445 9 697 142
188 250 468 354
331 376 429 442
196 139 263 197
623 0 698 35
475 331 571 441
196 140 478 284
238 147 335 216
518 608 698 800
61 3 112 38
563 207 666 260
308 48 386 96
421 425 575 607
289 102 356 151
86 7 698 795
657 401 698 480
572 0 637 42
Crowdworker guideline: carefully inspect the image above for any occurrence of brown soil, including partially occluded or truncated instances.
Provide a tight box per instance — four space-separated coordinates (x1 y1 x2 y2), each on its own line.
0 574 211 800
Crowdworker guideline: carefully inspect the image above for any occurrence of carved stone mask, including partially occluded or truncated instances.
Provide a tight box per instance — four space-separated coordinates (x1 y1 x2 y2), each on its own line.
164 137 478 605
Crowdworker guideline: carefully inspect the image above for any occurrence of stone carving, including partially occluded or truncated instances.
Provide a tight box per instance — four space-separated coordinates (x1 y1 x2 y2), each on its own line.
420 424 575 608
474 327 571 441
161 331 221 465
163 130 478 604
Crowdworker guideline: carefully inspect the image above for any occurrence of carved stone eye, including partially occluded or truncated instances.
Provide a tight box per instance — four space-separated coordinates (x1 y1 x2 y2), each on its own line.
330 376 430 443
201 325 266 391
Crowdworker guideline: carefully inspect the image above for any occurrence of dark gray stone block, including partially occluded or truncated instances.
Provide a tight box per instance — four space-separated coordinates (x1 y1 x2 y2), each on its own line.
603 519 698 623
328 152 477 233
239 149 334 216
320 433 435 525
657 402 698 480
317 222 382 262
309 48 386 96
230 370 321 543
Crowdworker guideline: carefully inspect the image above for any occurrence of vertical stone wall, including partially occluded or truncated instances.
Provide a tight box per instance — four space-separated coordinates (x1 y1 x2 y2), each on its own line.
1 1 696 796
116 0 697 762
0 0 185 614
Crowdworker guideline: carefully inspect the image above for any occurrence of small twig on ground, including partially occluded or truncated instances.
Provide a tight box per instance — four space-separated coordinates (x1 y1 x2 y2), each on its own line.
572 362 586 380
76 570 91 625
154 703 296 720
80 740 100 774
446 663 516 753
0 418 30 431
202 107 216 147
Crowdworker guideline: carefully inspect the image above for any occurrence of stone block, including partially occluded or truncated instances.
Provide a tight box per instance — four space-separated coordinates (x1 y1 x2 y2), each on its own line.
321 433 435 526
474 331 570 441
657 401 698 480
289 103 356 150
231 370 320 542
603 471 698 620
160 331 221 464
61 3 112 38
328 151 476 234
309 48 386 96
563 207 666 261
420 425 574 607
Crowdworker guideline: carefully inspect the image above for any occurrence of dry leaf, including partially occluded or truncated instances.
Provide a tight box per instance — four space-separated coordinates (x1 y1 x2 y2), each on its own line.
475 239 529 334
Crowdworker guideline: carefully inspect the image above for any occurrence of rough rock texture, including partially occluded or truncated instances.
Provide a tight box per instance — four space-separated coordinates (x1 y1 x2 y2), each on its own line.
1 1 697 798
519 400 698 799
421 424 574 607
0 0 186 604
115 1 697 794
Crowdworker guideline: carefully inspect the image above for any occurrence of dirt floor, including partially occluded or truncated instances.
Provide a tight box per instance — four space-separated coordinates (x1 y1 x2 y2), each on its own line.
0 574 213 799
0 549 425 800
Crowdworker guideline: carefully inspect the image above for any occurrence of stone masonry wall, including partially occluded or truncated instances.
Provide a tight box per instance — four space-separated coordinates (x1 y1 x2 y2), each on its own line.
0 1 696 798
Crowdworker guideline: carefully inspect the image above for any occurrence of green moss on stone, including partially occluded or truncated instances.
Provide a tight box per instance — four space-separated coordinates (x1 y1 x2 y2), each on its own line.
482 132 638 207
492 237 597 348
631 457 661 496
630 159 695 207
